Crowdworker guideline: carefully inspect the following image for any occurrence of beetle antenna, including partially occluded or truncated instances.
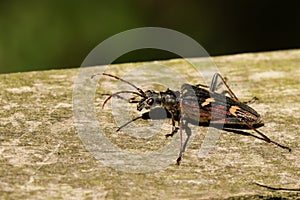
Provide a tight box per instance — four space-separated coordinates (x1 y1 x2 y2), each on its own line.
91 73 146 97
116 116 143 132
102 91 144 109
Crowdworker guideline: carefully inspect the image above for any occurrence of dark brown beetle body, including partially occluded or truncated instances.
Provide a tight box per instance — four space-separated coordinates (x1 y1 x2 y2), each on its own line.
96 73 291 164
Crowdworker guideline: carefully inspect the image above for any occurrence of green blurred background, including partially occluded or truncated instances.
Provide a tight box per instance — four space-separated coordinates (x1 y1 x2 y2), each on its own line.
1 0 299 74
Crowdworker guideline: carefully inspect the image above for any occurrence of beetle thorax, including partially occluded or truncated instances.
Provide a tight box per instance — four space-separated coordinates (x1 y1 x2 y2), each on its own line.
160 89 180 110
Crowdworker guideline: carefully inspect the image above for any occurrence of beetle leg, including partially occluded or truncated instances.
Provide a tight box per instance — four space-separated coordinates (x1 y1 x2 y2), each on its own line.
242 97 259 105
244 121 291 152
165 127 179 138
176 118 192 165
210 73 239 101
165 109 179 137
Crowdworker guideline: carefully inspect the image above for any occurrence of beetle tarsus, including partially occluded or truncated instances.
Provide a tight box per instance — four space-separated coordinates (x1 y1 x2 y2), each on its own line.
176 156 181 165
165 127 179 138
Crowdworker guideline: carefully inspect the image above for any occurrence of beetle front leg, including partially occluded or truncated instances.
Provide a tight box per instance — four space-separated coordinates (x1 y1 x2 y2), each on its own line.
165 110 180 138
165 127 179 138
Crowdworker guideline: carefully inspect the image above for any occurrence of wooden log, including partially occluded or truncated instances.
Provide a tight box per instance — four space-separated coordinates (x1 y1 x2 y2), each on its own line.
0 50 299 199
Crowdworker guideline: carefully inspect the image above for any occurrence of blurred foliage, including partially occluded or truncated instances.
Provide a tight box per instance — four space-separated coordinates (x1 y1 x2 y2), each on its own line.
0 0 300 73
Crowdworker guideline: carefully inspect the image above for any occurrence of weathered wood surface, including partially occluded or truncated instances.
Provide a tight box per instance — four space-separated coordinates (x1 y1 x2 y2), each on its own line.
1 50 299 199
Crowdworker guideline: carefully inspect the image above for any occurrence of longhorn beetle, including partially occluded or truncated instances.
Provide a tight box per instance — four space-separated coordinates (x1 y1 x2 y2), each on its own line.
93 73 291 165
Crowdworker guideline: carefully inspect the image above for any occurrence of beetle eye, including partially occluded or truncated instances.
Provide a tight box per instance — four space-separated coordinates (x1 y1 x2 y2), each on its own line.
146 98 154 105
